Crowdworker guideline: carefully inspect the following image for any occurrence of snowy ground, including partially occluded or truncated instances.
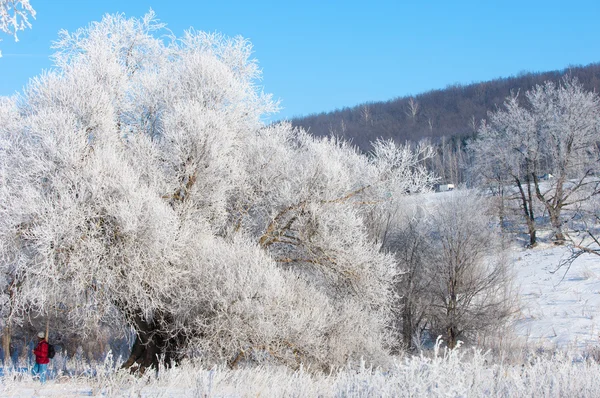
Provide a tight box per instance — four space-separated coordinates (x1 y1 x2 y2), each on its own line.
511 242 600 349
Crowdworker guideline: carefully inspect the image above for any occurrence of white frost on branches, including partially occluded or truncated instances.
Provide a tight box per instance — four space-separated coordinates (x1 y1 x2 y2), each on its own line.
0 12 435 369
0 0 35 56
471 77 600 245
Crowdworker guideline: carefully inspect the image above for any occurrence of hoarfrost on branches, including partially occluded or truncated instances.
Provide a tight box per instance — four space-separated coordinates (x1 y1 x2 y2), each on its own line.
0 0 35 56
470 77 600 246
0 12 435 371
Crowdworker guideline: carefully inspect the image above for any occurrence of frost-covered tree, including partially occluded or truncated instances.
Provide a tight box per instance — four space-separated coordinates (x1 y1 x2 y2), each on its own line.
527 78 600 243
386 204 434 350
382 192 515 351
426 192 515 349
470 93 540 246
0 0 35 56
0 12 435 372
471 78 600 245
0 95 25 365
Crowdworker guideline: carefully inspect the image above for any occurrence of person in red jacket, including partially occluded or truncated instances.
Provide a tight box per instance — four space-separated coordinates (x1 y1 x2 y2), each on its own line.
32 331 49 383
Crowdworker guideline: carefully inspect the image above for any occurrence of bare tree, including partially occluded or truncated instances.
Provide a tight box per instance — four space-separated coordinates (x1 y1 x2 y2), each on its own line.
426 191 516 349
405 97 420 124
361 104 372 126
386 205 434 350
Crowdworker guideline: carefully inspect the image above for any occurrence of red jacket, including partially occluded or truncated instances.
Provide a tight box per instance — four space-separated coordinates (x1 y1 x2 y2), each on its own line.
33 340 50 364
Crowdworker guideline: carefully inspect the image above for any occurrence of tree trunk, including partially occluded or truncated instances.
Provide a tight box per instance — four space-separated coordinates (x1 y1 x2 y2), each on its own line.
2 325 10 367
447 325 458 349
532 173 566 244
549 209 566 244
515 177 537 247
121 311 184 373
526 178 537 247
401 303 413 349
525 217 537 247
446 276 458 349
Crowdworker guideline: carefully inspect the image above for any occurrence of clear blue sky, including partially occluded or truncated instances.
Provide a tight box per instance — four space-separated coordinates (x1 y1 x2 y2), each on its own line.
1 0 599 120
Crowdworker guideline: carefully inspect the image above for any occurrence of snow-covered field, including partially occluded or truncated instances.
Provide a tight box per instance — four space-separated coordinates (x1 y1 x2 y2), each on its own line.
3 239 600 397
3 346 600 397
513 242 600 350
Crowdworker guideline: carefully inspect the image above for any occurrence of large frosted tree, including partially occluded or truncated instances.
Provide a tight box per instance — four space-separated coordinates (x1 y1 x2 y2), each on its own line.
471 77 600 245
527 78 600 243
0 12 434 371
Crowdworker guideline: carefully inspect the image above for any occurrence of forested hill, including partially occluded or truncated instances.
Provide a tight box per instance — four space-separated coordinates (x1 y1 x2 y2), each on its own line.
289 63 600 152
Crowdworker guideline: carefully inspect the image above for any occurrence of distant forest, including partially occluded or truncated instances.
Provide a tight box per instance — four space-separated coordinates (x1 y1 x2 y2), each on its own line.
290 63 600 153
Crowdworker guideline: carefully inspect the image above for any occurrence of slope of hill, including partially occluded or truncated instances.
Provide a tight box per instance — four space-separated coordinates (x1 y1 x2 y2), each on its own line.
290 63 600 152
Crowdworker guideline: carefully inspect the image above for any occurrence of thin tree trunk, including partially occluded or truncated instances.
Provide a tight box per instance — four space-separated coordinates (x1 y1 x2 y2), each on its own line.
446 274 458 349
533 173 566 244
549 210 566 244
2 326 11 367
515 176 537 247
401 303 413 349
3 279 15 366
526 218 537 247
447 325 457 349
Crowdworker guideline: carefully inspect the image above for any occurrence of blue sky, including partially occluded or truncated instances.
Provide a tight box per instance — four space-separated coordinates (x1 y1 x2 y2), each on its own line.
1 0 599 120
